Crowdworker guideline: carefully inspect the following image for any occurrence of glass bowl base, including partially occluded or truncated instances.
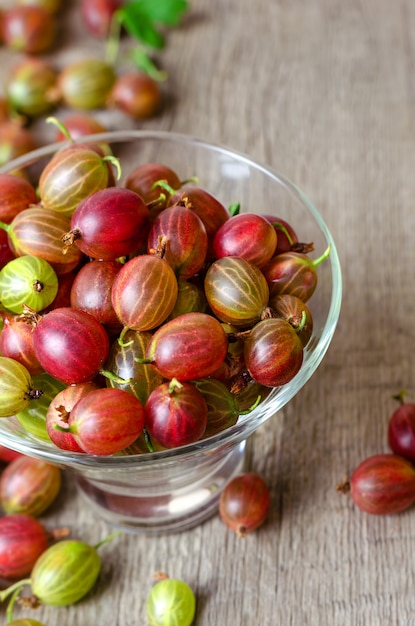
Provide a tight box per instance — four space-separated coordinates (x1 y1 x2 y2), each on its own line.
75 440 247 535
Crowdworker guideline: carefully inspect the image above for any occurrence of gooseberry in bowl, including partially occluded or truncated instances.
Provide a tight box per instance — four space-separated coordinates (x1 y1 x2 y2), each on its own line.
0 130 342 534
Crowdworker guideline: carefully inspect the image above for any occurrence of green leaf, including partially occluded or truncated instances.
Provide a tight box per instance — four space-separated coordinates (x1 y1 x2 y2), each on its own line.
117 5 165 49
228 202 241 216
116 0 189 50
131 48 168 82
136 0 189 26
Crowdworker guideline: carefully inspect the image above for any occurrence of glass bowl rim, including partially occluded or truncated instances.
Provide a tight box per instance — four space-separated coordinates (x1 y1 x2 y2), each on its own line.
0 129 342 468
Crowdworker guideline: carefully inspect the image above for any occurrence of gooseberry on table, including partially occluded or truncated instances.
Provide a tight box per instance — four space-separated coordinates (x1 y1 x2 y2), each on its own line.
0 455 62 516
0 514 49 580
219 472 271 536
1 5 57 54
387 390 415 463
337 453 415 515
146 577 196 626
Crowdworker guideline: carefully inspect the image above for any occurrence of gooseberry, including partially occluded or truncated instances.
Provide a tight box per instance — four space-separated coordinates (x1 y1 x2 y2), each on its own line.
0 514 49 579
337 453 415 515
146 577 196 626
219 472 271 536
0 255 58 313
0 455 61 516
145 379 208 449
387 390 415 463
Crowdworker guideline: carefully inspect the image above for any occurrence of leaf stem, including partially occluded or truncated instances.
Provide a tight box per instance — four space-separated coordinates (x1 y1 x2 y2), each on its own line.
94 531 122 551
106 12 122 66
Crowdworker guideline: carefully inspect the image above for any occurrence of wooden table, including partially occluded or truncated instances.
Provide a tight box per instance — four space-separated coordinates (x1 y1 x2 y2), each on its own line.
2 1 415 624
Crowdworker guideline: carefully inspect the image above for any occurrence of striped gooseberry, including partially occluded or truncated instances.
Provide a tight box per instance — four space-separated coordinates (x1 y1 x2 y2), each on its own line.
0 120 37 169
145 379 208 449
269 293 314 347
60 387 145 455
38 144 114 217
6 57 57 118
387 391 415 463
124 162 181 211
46 381 99 452
144 312 228 381
1 206 83 274
0 356 42 418
146 577 196 626
0 255 58 313
219 472 271 536
166 279 207 320
243 317 304 387
204 256 269 328
1 5 56 54
262 246 331 302
108 71 161 119
105 329 163 406
70 259 123 332
0 514 49 579
0 228 14 270
337 454 415 515
192 377 239 439
0 455 61 516
15 372 66 442
0 313 44 375
169 186 230 245
32 307 110 385
80 0 123 37
0 174 38 223
212 212 277 268
111 254 178 331
147 204 208 279
64 187 149 260
56 58 117 110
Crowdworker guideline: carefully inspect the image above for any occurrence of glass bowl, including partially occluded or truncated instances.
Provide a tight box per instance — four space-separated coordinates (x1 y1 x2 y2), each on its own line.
0 130 342 534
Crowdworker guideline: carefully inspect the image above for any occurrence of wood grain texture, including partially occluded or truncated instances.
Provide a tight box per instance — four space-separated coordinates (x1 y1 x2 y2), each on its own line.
2 0 415 624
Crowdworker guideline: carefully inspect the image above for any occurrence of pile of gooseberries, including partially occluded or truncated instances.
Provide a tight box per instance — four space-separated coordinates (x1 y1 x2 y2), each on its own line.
0 136 329 457
337 391 415 515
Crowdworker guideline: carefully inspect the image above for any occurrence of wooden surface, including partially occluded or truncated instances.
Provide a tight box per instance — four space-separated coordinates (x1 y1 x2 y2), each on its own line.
2 1 415 624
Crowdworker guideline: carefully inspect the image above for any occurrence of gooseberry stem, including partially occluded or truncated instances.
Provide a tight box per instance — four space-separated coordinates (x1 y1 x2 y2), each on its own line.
118 326 134 347
99 369 132 385
103 155 122 181
46 116 72 141
106 12 122 66
392 389 407 405
240 394 262 414
0 578 31 603
168 378 183 394
312 244 331 268
0 220 9 232
6 585 24 623
295 310 307 334
271 221 294 245
151 179 177 196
